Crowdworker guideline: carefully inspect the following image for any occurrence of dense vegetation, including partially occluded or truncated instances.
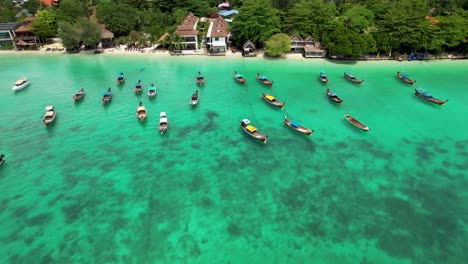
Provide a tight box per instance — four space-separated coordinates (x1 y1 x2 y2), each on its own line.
3 0 468 57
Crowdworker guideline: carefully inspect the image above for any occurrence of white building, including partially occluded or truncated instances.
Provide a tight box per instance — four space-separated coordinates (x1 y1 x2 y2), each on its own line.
175 13 199 50
206 16 228 55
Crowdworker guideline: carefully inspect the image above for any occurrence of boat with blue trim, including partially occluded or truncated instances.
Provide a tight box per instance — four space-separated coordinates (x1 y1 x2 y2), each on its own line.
196 72 204 85
414 88 448 105
319 70 328 83
102 87 112 104
397 71 416 84
135 80 142 93
148 83 156 98
257 73 273 86
344 71 364 84
326 89 343 104
117 72 125 84
234 71 246 84
284 117 314 136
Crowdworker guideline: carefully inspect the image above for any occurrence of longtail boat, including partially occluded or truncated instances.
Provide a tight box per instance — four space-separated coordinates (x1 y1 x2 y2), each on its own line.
344 114 370 132
136 102 147 121
148 83 156 98
262 93 285 108
234 71 246 84
344 71 364 84
190 90 199 106
414 88 448 105
326 89 343 104
42 105 56 126
159 112 168 135
397 71 416 84
135 80 142 93
257 73 273 86
240 119 268 143
117 72 125 84
319 70 328 83
196 72 204 85
284 116 314 136
102 88 112 104
73 88 85 102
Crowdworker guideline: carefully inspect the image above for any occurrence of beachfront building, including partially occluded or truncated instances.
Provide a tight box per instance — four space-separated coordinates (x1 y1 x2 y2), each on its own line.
14 15 39 49
289 35 327 58
174 13 199 54
0 22 21 49
206 16 228 56
290 35 304 53
99 27 114 48
242 40 256 57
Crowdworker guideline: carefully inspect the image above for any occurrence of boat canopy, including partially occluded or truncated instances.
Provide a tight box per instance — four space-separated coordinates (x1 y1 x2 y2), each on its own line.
149 86 156 91
320 70 326 75
329 92 337 97
45 111 55 117
242 119 250 125
291 121 300 128
45 105 54 111
160 117 168 123
265 95 275 101
160 112 166 117
417 87 432 98
401 73 410 78
15 78 27 85
246 125 257 133
104 91 111 95
260 76 268 80
236 74 243 78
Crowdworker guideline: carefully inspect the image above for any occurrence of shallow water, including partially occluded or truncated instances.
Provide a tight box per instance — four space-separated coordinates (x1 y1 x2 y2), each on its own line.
0 53 467 263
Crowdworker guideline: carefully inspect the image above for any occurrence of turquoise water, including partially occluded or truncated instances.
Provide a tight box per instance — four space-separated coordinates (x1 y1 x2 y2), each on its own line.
0 53 467 264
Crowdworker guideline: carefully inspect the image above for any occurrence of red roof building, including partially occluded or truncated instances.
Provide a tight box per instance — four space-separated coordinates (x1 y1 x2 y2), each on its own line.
175 13 199 50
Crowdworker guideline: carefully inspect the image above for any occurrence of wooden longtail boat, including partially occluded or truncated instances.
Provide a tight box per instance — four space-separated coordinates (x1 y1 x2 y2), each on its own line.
135 80 142 93
102 88 112 104
344 114 370 132
326 89 343 104
284 116 314 136
257 73 273 86
42 105 56 126
73 88 85 102
320 70 328 83
117 72 125 84
190 90 199 106
240 119 268 143
148 84 156 98
414 88 448 105
397 71 416 84
234 71 246 84
196 72 204 85
159 112 168 135
136 102 147 121
344 71 364 84
262 93 285 108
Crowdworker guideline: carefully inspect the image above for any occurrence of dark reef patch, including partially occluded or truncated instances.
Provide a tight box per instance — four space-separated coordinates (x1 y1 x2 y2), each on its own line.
227 222 242 237
25 213 53 226
61 203 84 224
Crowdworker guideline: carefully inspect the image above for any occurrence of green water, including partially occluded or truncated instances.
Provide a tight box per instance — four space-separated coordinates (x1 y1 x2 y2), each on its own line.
0 53 467 264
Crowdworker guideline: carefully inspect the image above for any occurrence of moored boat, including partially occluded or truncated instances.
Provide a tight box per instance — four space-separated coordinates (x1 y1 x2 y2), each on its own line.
257 73 273 86
190 90 199 106
326 88 343 104
414 88 448 105
196 72 204 85
102 87 112 104
284 116 314 136
117 72 125 84
12 77 30 91
135 80 142 93
73 87 85 102
148 83 156 98
240 119 268 143
234 71 246 84
344 114 370 132
42 105 56 126
0 154 4 166
344 71 364 84
319 70 328 83
262 93 285 108
159 112 168 135
136 102 147 121
396 71 416 84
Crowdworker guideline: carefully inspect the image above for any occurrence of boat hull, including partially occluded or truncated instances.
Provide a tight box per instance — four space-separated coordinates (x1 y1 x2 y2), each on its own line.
240 125 268 143
43 114 56 126
414 89 448 105
326 92 343 104
284 119 314 136
234 74 246 84
344 73 364 84
73 92 85 102
12 82 30 91
102 94 112 104
344 114 369 131
262 94 285 108
320 77 328 83
148 91 156 98
397 73 416 84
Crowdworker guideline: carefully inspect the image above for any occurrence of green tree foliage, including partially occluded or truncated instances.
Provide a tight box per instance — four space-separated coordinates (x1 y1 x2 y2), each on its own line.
265 33 291 57
230 0 281 45
96 2 140 36
31 9 58 39
0 0 17 23
23 0 40 15
57 21 82 51
436 10 468 48
56 0 86 23
340 5 374 33
322 22 376 58
285 0 337 40
79 18 101 48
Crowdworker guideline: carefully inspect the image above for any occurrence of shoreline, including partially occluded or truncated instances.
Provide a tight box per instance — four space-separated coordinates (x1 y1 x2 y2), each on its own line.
1 48 466 61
